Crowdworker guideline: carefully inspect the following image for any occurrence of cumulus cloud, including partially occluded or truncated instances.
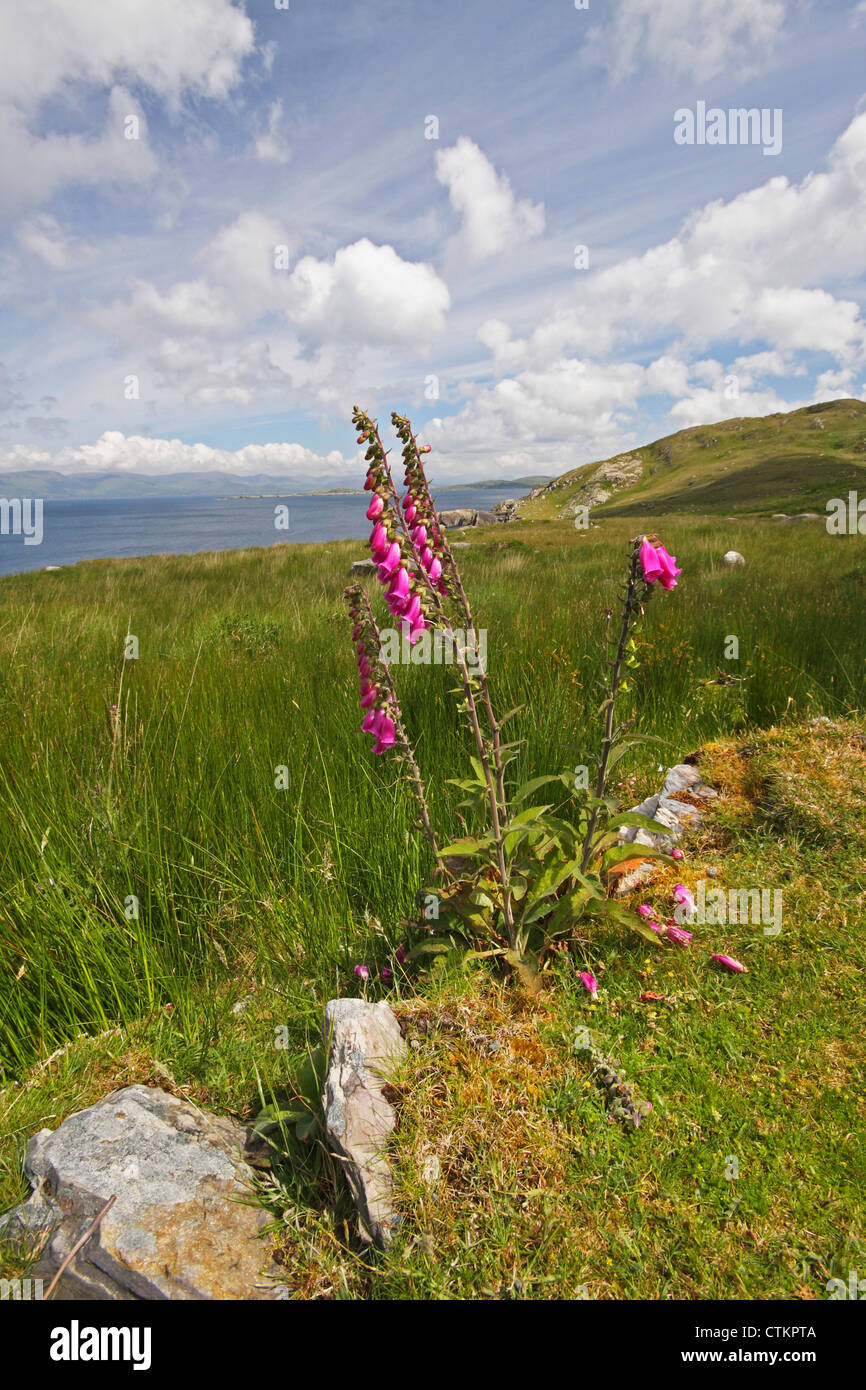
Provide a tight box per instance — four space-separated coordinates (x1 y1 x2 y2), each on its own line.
435 138 545 263
284 238 450 345
584 0 787 83
0 0 256 212
0 431 358 479
87 216 451 410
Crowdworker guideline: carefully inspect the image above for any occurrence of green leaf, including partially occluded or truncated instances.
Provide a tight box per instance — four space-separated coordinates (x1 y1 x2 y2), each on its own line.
498 705 526 728
511 775 567 806
439 836 493 858
610 811 671 835
601 843 675 873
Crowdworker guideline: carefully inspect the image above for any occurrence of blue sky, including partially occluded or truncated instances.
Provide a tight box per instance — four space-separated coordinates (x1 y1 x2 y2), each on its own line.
2 0 866 483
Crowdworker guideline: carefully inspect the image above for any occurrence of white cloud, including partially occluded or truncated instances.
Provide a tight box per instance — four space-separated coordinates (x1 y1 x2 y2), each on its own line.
0 0 254 110
0 0 256 212
0 431 357 479
285 238 451 346
435 138 545 263
255 100 291 164
585 0 787 83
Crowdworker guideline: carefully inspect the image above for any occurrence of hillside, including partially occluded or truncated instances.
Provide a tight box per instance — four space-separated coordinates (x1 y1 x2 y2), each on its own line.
518 398 866 521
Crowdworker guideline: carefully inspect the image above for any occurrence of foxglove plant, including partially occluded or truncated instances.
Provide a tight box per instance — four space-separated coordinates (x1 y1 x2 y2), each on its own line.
344 408 683 985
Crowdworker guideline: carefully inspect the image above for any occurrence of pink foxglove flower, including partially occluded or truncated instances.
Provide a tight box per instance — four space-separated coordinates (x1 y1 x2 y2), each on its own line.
673 885 696 915
664 924 692 946
711 953 747 973
354 964 370 981
639 538 663 583
637 904 655 918
365 494 384 520
372 713 396 754
395 945 406 964
378 540 402 576
655 545 682 591
428 556 443 583
671 847 684 860
579 971 598 1000
381 966 393 983
370 522 389 560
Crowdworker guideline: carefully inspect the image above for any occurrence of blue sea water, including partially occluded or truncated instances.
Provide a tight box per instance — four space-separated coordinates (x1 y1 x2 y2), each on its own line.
0 486 526 577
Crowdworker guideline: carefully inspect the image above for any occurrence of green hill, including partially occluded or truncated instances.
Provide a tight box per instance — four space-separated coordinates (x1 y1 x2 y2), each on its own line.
519 397 866 521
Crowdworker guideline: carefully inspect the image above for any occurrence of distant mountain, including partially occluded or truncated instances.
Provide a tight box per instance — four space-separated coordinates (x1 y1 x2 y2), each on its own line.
518 399 866 520
0 470 554 500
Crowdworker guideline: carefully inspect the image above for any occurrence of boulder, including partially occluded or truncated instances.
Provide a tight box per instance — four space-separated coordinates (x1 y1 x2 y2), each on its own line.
0 1085 282 1300
438 508 478 529
321 999 406 1248
350 558 377 577
721 551 745 566
614 763 718 895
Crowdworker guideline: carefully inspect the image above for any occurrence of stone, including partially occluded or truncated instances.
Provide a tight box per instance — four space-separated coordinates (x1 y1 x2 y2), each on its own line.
439 508 478 529
321 999 406 1248
350 558 377 577
614 763 718 895
0 1085 282 1300
721 551 745 566
450 541 471 548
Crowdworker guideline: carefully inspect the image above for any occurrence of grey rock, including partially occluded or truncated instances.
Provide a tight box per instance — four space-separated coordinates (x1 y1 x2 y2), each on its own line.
721 551 745 567
321 999 406 1248
450 541 471 549
350 558 377 577
615 763 718 895
439 508 478 529
0 1085 282 1300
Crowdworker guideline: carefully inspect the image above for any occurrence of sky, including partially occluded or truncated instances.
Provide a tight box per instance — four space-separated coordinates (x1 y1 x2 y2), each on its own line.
2 0 866 484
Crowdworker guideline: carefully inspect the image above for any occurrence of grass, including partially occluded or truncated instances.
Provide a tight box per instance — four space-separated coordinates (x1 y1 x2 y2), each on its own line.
521 396 866 520
0 508 863 1298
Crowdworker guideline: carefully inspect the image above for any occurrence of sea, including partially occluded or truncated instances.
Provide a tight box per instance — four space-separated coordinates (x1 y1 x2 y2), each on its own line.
0 486 526 578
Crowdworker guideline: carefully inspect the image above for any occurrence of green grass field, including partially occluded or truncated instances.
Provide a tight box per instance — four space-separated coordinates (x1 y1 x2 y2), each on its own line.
0 510 864 1298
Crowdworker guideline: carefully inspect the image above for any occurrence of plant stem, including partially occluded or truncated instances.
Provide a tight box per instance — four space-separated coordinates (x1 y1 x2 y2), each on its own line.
580 537 645 873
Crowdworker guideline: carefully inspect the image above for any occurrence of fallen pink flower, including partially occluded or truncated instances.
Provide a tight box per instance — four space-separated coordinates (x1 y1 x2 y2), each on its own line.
579 971 598 1000
711 953 747 973
664 924 692 946
673 884 696 914
637 904 655 917
671 847 684 860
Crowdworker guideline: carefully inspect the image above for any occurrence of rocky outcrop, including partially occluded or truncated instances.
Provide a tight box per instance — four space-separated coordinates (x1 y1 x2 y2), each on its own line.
614 763 718 895
321 999 406 1249
439 507 508 529
0 1085 282 1300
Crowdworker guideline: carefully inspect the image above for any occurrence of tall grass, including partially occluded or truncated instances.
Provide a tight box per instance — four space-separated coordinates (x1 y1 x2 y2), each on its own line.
0 515 862 1077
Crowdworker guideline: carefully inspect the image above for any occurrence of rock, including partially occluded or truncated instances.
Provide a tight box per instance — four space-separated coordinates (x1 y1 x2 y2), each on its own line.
44 565 62 571
321 999 406 1248
789 512 820 521
450 541 471 549
772 513 789 520
350 559 377 577
721 551 745 566
439 508 478 529
0 1085 282 1300
614 763 718 895
473 509 502 526
491 499 518 518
